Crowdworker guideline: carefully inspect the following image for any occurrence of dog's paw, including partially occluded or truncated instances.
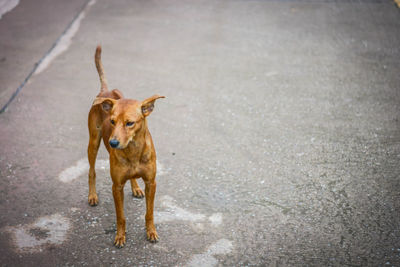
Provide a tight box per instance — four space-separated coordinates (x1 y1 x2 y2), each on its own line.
146 229 159 243
88 194 99 206
132 188 145 198
114 234 126 248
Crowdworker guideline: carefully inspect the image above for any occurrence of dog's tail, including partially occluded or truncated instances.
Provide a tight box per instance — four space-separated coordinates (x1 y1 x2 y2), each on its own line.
95 45 108 92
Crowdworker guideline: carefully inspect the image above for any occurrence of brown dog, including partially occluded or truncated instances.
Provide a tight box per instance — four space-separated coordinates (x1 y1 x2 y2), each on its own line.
87 45 164 247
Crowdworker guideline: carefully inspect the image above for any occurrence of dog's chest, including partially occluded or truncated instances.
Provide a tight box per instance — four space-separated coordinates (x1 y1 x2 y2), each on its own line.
115 152 150 177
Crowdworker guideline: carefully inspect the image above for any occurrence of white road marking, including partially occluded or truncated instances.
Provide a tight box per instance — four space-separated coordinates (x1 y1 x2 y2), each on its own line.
155 196 223 228
155 195 206 223
5 214 71 252
186 239 233 267
265 71 278 77
157 161 166 176
0 0 19 19
34 0 96 75
208 213 222 226
59 158 165 183
154 197 228 266
70 207 80 213
58 158 108 183
59 158 88 183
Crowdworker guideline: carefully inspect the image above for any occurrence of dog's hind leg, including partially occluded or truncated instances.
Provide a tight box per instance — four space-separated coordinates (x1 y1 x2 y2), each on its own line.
87 107 102 206
130 179 144 198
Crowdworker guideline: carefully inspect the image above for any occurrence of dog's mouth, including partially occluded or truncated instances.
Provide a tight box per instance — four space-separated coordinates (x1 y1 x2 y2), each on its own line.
112 143 129 150
109 138 133 150
112 144 127 150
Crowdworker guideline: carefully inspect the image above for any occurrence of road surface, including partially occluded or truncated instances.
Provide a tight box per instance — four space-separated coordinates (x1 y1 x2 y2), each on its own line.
0 0 399 266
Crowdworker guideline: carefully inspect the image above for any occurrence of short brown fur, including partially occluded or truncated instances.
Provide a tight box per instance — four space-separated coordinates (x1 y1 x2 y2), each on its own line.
87 45 165 247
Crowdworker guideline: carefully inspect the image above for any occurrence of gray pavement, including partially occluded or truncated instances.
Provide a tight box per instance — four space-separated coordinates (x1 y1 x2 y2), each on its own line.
1 0 400 266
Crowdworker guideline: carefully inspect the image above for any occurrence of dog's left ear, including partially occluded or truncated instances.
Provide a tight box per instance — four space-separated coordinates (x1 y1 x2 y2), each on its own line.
141 95 165 117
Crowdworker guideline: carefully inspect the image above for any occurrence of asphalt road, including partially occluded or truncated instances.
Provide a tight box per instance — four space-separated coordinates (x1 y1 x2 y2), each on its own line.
0 0 400 266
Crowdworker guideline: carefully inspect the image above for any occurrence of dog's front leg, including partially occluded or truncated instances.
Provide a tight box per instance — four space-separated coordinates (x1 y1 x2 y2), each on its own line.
144 179 158 242
112 183 126 248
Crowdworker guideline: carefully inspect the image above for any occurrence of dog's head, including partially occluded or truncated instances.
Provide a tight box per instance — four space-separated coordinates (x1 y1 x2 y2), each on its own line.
93 95 165 149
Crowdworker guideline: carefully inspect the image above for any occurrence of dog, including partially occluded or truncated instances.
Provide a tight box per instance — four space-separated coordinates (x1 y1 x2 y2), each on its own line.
87 45 164 247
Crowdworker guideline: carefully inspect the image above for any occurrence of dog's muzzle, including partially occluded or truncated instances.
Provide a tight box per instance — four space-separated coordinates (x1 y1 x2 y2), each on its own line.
109 139 120 148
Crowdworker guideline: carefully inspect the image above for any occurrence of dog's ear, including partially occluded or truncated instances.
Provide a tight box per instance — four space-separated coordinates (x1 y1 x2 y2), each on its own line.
92 97 116 112
141 95 165 117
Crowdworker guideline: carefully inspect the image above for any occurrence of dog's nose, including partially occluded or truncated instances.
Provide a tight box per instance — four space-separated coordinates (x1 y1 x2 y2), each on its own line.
109 139 120 148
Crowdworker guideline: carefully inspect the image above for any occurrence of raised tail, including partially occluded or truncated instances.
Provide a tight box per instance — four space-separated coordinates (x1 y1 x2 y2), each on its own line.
95 45 108 92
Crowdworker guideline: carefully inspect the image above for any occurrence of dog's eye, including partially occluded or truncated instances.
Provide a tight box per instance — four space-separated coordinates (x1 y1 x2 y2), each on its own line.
126 121 135 127
110 119 115 125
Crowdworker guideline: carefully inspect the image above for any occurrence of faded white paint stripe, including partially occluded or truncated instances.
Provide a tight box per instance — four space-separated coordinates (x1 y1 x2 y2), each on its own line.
155 196 224 227
208 213 222 226
186 239 233 267
207 239 233 255
59 158 108 183
0 0 19 19
6 214 71 252
155 195 206 223
34 0 96 75
59 158 165 183
59 158 88 183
